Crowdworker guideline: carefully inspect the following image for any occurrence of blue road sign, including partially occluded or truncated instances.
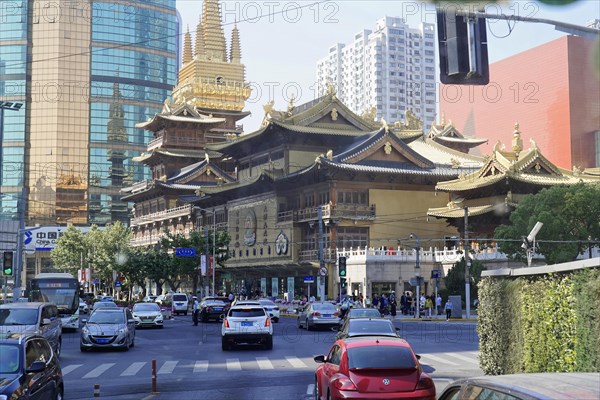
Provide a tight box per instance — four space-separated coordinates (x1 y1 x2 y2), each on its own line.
115 280 121 288
431 269 442 279
176 248 196 257
304 276 315 283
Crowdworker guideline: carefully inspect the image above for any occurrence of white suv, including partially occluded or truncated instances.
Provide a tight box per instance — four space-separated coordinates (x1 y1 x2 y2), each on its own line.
221 305 273 351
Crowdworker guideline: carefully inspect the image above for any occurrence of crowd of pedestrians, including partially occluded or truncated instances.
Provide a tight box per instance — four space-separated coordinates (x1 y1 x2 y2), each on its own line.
365 291 455 320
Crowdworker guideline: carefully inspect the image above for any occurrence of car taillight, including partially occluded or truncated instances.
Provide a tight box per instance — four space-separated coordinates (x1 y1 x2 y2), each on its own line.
416 373 434 390
223 319 230 328
333 376 357 391
312 311 321 316
333 311 340 316
265 318 271 327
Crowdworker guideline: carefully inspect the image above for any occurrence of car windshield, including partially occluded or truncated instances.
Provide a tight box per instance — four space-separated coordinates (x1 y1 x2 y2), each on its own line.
0 309 38 325
172 295 188 301
229 308 265 317
205 300 226 306
0 344 20 373
133 303 160 312
348 346 416 370
88 311 125 324
347 320 396 336
260 300 276 307
348 309 381 318
312 303 336 312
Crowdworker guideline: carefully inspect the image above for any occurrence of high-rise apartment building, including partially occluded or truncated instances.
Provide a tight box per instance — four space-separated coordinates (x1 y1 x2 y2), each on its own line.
316 17 437 130
0 0 178 226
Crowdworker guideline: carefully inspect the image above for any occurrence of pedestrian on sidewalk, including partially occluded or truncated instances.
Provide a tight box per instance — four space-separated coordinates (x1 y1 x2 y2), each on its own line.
444 299 453 321
425 296 433 317
436 294 442 316
192 296 199 326
390 294 397 318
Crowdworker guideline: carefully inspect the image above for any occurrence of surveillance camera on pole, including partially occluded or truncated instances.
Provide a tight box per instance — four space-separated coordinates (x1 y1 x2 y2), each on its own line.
522 222 543 266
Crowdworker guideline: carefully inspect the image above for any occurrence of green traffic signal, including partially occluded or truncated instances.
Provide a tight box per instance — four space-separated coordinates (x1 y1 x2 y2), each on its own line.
2 251 14 276
338 256 347 277
340 277 347 288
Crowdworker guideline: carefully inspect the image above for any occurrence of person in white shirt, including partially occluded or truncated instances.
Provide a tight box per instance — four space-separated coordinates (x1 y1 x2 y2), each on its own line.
436 294 442 316
192 296 199 326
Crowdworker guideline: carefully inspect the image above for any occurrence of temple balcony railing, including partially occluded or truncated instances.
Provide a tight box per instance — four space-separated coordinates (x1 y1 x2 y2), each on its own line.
147 134 204 151
130 204 192 227
298 248 338 263
294 203 376 223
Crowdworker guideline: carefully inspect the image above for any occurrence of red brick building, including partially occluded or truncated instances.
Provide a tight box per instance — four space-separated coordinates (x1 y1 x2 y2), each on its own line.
440 35 599 169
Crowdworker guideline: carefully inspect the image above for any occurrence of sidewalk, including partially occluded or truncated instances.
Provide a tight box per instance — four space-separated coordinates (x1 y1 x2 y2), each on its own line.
393 311 478 323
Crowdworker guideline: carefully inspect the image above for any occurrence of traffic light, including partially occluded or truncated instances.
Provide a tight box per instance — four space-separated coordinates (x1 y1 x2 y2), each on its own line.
340 277 347 288
338 256 347 277
2 251 14 276
437 7 489 85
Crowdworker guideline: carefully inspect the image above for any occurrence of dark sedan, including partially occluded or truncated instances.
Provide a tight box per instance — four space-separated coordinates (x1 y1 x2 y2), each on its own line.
0 335 64 400
199 299 229 322
337 307 383 327
334 317 400 341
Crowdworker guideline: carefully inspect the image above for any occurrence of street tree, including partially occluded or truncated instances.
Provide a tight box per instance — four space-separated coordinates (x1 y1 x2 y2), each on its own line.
51 225 89 275
444 258 486 304
495 183 600 265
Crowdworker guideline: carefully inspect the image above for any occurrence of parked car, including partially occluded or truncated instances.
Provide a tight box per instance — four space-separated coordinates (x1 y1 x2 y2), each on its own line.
142 295 158 303
199 298 230 322
0 302 63 358
91 301 118 312
314 336 435 400
334 317 400 341
437 373 600 400
337 307 382 327
80 308 135 351
221 304 273 350
259 299 280 323
0 335 64 399
131 302 164 328
171 293 189 315
297 302 340 330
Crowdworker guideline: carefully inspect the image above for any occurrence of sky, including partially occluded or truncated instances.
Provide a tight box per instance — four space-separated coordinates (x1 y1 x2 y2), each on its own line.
175 0 600 132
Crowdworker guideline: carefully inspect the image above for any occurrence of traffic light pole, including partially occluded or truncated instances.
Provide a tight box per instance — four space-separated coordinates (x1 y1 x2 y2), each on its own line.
13 187 26 300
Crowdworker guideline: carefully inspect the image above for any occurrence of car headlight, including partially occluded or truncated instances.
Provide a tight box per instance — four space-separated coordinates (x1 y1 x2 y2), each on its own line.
155 315 163 321
82 326 90 335
117 328 128 334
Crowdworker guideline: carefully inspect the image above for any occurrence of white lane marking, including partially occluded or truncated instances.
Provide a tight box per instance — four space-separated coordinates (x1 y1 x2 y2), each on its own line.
227 358 242 371
306 384 315 395
419 354 460 366
83 363 115 378
61 364 82 376
194 360 209 373
121 362 146 376
157 361 178 374
286 356 308 369
256 357 274 370
444 352 479 364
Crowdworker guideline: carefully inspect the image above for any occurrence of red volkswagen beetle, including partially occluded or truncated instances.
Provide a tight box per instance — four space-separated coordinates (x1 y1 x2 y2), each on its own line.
313 336 436 400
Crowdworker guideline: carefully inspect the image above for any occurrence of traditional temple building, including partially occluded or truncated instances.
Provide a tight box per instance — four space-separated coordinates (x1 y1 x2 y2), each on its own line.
428 124 600 237
189 87 485 299
121 0 250 246
427 114 488 154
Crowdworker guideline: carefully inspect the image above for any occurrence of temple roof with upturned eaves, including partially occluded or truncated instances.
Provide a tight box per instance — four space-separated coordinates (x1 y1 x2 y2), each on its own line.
427 115 488 151
136 102 226 132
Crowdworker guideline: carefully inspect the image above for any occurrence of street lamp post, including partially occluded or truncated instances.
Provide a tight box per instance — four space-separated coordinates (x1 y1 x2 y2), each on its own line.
410 233 421 319
194 207 216 296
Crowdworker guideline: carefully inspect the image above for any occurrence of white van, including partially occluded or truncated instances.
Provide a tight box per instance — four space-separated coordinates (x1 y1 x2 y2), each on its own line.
171 293 189 315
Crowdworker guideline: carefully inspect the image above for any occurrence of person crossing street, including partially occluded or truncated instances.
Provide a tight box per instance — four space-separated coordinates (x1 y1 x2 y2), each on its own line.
192 296 199 326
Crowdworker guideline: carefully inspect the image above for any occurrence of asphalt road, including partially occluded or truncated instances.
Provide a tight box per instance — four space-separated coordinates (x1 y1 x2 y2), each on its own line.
59 313 482 399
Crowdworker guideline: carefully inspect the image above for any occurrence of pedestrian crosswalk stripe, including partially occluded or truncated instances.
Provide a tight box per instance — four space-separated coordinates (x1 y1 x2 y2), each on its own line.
256 357 274 370
420 354 460 366
306 384 315 395
227 358 242 371
286 356 307 369
121 362 146 376
443 352 479 365
61 364 82 376
157 361 178 374
83 363 115 379
194 360 209 373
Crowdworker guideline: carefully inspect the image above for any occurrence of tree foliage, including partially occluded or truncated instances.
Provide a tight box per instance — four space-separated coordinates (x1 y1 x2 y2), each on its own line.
495 183 600 265
444 258 486 302
50 225 88 274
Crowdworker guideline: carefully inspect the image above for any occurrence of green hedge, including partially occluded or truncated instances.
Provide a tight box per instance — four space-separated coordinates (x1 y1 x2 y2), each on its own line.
478 268 600 374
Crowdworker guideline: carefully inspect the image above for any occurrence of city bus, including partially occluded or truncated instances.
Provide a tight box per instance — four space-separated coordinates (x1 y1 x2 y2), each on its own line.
28 272 80 330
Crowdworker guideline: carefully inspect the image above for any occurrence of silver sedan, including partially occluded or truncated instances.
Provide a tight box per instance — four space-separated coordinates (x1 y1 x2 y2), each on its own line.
297 302 340 330
132 302 164 328
80 308 135 351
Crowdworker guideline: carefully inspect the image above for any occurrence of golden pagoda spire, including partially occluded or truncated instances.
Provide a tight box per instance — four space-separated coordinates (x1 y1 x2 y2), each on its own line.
230 23 241 64
202 0 227 62
183 26 193 64
195 15 205 58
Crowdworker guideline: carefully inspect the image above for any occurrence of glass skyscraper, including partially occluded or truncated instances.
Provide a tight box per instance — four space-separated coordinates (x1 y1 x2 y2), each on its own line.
0 0 178 226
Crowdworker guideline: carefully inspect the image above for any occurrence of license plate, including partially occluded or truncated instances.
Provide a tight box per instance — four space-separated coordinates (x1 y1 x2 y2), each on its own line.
322 314 332 318
214 308 223 311
241 321 253 327
96 338 109 343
